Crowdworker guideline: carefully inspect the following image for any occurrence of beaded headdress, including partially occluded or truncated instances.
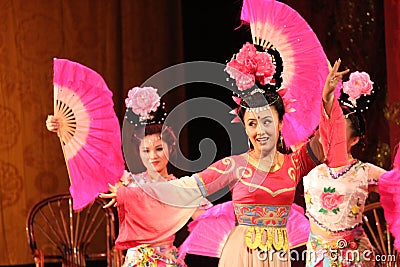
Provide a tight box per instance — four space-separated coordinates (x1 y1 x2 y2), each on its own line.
226 0 331 146
124 86 167 127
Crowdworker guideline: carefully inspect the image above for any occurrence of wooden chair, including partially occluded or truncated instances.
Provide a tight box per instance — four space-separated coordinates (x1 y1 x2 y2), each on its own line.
363 202 399 267
26 193 122 267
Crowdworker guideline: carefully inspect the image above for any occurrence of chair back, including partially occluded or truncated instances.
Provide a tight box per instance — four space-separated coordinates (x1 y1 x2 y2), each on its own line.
363 201 399 267
26 193 122 267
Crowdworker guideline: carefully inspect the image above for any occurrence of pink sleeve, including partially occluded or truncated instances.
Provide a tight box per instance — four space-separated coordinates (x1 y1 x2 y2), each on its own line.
378 148 400 250
115 186 196 250
319 97 348 168
196 157 239 196
178 201 235 259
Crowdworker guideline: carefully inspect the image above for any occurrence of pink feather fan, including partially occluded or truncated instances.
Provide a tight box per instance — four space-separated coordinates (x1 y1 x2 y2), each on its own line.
378 145 400 250
241 0 331 146
53 58 125 210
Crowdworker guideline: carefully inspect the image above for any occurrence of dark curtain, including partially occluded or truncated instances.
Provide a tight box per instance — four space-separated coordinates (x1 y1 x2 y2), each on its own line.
183 0 391 171
384 0 400 153
276 0 390 168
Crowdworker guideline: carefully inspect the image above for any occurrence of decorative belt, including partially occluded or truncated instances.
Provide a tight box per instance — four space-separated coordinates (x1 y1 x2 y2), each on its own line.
233 203 290 251
233 203 290 227
308 226 365 251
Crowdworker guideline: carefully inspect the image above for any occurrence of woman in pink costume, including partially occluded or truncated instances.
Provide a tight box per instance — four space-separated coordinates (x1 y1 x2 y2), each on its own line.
303 71 400 267
48 86 191 267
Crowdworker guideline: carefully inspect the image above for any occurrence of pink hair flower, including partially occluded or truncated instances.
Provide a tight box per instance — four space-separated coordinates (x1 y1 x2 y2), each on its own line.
236 42 258 62
225 60 255 91
342 71 373 106
254 52 275 85
125 86 161 117
225 42 275 91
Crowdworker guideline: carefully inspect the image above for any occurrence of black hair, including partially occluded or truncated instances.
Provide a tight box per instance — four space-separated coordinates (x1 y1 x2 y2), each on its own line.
125 106 167 126
237 90 285 122
341 105 366 148
132 123 177 159
257 45 283 92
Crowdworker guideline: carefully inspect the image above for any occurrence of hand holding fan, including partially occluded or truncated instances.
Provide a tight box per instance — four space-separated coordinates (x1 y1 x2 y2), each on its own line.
53 58 125 210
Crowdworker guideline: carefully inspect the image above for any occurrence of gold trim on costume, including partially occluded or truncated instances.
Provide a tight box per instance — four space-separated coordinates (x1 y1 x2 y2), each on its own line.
207 157 235 174
288 153 300 181
245 226 289 252
236 166 253 179
238 178 295 197
288 167 296 181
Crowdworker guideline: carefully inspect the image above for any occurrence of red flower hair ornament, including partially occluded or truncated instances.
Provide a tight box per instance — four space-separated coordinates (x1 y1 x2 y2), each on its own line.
225 42 276 91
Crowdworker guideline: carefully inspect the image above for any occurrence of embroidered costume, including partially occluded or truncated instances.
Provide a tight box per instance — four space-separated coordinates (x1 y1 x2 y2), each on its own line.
303 162 385 267
120 172 185 267
193 148 315 266
116 147 316 267
178 201 310 260
303 66 400 266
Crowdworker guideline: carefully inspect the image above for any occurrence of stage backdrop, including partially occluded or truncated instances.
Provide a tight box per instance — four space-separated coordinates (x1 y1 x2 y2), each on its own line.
0 0 398 266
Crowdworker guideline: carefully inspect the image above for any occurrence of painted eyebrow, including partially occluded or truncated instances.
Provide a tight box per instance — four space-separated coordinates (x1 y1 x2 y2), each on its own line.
140 144 163 149
246 115 273 121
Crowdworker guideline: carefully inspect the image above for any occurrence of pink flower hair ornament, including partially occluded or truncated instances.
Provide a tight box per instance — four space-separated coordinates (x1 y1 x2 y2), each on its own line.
125 86 161 116
225 42 276 92
124 86 166 126
342 71 374 107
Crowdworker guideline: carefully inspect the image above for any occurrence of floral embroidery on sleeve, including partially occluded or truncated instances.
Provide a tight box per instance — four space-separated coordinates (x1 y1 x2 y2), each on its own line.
319 187 344 214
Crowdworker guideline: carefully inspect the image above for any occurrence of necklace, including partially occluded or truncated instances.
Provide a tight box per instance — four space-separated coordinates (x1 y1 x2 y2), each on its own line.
328 160 358 179
247 150 281 172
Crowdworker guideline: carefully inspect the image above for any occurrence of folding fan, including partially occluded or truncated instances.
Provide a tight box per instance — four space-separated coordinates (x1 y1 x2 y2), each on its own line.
179 201 236 259
378 148 400 250
286 203 310 248
53 58 125 210
178 202 309 259
241 0 332 146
